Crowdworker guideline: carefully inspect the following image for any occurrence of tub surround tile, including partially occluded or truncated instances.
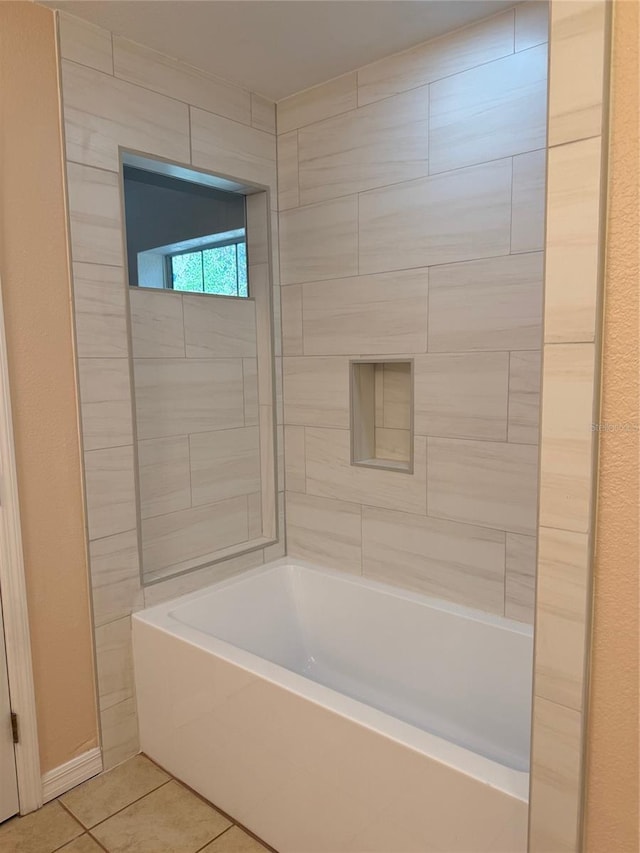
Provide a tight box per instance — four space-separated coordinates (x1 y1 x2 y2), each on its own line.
77 358 133 451
414 352 509 441
427 438 539 536
62 755 169 829
283 357 350 428
356 10 515 106
515 1 549 52
505 533 536 623
113 37 252 126
66 162 123 266
73 263 129 358
429 44 548 174
305 429 428 515
301 270 428 356
380 362 412 430
277 72 357 134
428 252 543 352
529 697 582 853
276 131 299 210
358 158 512 274
247 491 263 540
100 697 140 771
374 427 411 463
62 60 190 173
363 507 505 614
286 491 362 574
508 350 542 445
280 284 303 355
59 13 113 74
95 616 136 713
138 436 191 519
190 427 261 505
129 290 185 358
547 0 607 147
90 530 143 627
141 496 249 577
183 294 257 359
511 149 547 254
0 801 83 853
279 196 358 285
535 527 589 710
190 107 276 190
251 93 276 134
538 343 596 533
133 358 245 440
297 87 429 204
544 137 602 344
84 446 137 541
242 358 259 426
284 426 306 493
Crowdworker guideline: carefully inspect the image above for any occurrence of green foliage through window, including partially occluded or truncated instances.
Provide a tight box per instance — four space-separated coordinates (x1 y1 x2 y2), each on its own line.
171 241 248 297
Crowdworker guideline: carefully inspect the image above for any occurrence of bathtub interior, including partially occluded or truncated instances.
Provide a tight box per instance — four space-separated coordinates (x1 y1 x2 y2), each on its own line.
165 562 533 773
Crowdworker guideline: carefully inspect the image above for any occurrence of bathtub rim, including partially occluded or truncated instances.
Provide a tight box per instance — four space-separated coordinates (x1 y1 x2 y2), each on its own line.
133 557 532 803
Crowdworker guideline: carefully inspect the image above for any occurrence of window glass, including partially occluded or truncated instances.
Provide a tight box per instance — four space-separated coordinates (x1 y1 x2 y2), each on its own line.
171 251 203 292
170 241 248 296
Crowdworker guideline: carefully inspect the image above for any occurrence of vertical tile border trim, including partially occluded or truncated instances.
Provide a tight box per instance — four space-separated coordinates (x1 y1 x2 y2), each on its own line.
528 2 612 851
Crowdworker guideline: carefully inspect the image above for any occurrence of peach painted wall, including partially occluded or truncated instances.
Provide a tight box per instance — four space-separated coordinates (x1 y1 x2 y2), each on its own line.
584 0 639 849
0 2 99 773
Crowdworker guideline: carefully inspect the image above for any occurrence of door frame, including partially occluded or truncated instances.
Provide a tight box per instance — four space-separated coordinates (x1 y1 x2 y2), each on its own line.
0 275 42 814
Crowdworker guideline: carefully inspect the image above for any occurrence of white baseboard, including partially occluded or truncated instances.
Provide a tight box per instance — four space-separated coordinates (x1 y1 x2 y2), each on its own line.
42 747 103 802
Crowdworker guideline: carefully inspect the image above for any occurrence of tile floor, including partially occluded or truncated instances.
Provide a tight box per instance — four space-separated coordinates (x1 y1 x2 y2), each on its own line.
0 755 273 853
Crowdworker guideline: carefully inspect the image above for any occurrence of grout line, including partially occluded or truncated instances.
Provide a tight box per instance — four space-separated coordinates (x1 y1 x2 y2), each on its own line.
79 777 174 834
193 824 235 853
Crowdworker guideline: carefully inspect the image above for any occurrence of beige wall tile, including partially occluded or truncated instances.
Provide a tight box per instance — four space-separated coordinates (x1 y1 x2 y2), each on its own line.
286 491 362 574
548 0 607 147
78 358 133 451
429 44 547 174
277 72 357 134
357 10 515 106
90 530 142 628
100 697 139 771
414 352 509 440
280 195 358 285
301 270 428 356
59 13 113 74
539 343 595 533
242 358 259 426
276 131 299 210
508 350 542 444
247 491 263 539
113 36 251 125
427 437 539 535
306 428 427 514
67 162 123 266
190 426 261 505
358 158 512 274
141 495 249 576
529 697 582 853
95 616 134 711
284 426 306 493
515 1 549 51
428 252 543 352
535 526 589 709
138 436 191 520
281 284 303 355
544 137 602 344
84 446 137 540
133 358 245 439
363 506 505 613
251 93 276 133
62 60 190 172
505 533 536 623
183 293 257 358
283 357 350 428
512 149 547 254
73 263 129 358
297 88 429 204
191 107 276 189
130 289 185 358
375 427 410 462
381 362 412 430
246 194 269 265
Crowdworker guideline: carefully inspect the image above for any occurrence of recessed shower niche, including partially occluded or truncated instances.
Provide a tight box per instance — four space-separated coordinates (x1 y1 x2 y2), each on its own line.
351 360 413 473
121 152 278 584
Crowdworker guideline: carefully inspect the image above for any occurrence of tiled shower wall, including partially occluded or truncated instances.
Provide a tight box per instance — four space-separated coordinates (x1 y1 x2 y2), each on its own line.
279 2 549 622
58 13 284 769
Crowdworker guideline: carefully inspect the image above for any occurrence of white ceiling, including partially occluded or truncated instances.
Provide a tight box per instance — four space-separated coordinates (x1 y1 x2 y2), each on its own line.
42 0 519 101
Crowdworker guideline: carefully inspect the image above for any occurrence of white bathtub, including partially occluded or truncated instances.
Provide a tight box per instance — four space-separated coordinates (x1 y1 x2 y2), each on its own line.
133 559 533 853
